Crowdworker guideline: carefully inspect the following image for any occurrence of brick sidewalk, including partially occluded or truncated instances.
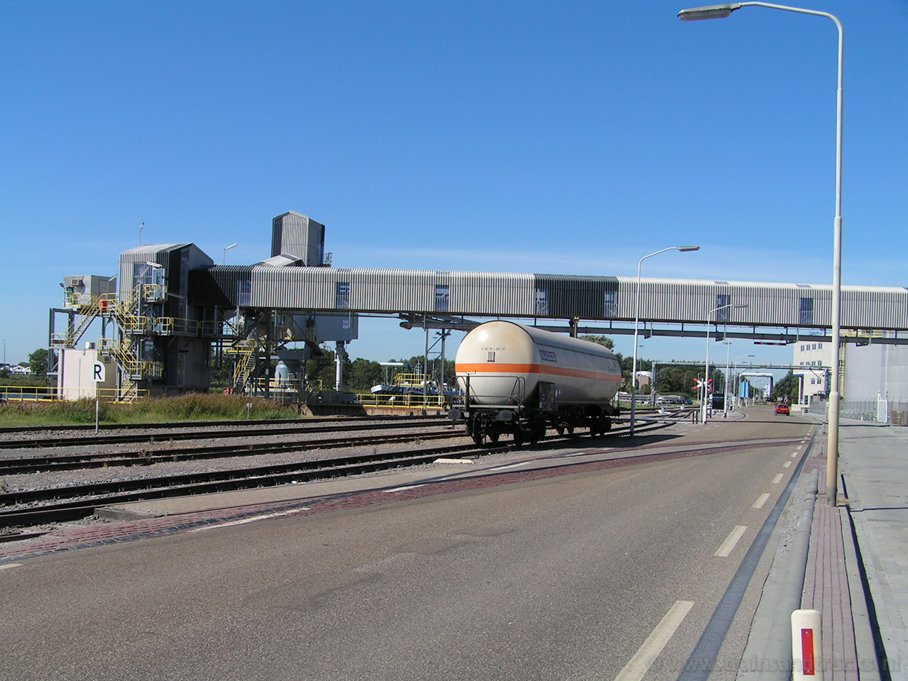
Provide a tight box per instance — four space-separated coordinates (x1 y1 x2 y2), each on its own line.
800 447 869 681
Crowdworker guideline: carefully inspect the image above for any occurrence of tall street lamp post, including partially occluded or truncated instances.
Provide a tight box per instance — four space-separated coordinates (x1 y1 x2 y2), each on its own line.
702 303 747 424
630 246 700 436
223 242 238 265
678 2 843 500
722 340 732 417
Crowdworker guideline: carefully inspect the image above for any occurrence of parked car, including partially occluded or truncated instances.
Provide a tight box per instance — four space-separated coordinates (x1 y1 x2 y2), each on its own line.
775 403 790 416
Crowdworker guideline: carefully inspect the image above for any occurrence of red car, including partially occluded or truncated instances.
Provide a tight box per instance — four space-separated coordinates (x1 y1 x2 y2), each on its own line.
775 403 790 416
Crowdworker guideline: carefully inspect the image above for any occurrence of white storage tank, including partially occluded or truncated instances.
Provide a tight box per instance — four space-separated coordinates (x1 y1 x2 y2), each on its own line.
455 321 622 407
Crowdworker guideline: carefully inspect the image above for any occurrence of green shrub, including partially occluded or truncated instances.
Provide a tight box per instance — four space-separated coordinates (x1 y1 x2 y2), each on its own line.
0 393 300 427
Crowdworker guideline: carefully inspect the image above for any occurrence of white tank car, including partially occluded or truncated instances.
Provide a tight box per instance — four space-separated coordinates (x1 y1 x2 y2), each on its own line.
454 321 622 445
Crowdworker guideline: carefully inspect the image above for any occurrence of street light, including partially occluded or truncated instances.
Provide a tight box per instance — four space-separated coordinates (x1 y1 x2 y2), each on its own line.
630 245 700 436
678 2 843 503
702 303 747 424
223 242 238 265
733 353 756 409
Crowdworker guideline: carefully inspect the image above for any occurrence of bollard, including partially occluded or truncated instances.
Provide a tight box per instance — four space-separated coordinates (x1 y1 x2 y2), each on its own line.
791 609 822 681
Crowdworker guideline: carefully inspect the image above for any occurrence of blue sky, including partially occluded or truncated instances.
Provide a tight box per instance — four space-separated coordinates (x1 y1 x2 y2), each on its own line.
2 0 906 371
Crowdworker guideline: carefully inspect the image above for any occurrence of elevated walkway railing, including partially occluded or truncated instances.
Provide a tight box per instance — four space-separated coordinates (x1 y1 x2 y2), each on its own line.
356 392 447 410
0 385 149 402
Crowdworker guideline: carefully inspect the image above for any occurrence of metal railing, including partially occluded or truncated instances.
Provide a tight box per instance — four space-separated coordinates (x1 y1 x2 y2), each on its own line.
356 392 447 410
0 385 148 402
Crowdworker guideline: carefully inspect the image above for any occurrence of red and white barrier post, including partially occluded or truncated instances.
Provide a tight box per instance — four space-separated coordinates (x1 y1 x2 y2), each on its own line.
792 609 823 681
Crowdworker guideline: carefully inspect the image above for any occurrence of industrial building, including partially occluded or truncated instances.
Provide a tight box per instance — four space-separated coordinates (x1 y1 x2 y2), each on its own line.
50 211 908 410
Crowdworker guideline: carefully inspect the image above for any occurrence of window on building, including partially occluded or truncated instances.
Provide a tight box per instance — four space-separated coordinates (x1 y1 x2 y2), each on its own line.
715 294 730 322
237 279 251 307
435 284 449 312
335 281 350 309
603 290 618 317
535 288 549 316
799 297 814 325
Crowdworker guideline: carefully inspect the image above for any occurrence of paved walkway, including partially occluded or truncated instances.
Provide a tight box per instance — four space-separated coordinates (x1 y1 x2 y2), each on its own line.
837 419 908 680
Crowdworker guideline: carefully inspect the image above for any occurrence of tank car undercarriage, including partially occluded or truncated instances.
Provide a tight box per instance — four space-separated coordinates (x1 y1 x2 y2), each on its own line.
463 404 616 446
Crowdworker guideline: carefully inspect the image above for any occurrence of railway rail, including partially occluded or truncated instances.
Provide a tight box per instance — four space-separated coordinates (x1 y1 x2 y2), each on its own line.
0 426 460 475
0 414 688 534
0 414 437 435
0 416 451 450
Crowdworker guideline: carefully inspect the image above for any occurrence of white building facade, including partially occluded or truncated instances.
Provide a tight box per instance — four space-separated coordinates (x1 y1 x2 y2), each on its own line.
792 337 908 423
792 341 833 405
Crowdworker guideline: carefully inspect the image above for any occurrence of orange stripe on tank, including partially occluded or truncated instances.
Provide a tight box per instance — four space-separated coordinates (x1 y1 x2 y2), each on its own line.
455 362 621 382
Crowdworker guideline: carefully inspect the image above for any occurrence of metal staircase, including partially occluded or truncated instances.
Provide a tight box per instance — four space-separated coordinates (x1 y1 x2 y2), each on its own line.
226 340 258 392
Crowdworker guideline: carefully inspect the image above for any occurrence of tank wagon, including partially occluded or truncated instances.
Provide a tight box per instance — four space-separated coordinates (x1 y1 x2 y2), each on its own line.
454 321 622 445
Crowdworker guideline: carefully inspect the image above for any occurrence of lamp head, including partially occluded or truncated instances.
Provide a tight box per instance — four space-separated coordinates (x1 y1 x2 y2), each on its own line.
678 3 741 21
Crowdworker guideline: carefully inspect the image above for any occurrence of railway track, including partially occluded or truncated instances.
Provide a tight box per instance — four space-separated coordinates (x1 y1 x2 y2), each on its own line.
0 417 678 533
0 416 451 449
0 414 444 435
0 427 460 475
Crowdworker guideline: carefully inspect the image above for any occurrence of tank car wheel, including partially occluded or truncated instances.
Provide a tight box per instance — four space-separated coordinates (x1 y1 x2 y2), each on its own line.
513 427 525 446
555 424 565 436
471 431 485 446
566 424 575 437
530 422 546 444
600 416 612 433
488 431 500 443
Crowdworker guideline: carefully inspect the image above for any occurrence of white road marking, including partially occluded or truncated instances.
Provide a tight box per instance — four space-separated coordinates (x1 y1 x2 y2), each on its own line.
783 461 792 468
434 458 475 465
772 473 784 484
190 509 306 532
614 600 695 681
566 448 612 457
0 563 22 571
490 462 533 471
753 493 771 509
384 484 426 493
791 452 799 458
714 525 748 558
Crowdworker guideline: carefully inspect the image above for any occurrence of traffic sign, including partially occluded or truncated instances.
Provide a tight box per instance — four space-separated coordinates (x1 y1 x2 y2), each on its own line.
92 361 106 383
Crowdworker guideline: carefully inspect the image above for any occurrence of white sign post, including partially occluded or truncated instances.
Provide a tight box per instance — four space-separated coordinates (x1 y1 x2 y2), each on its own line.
92 361 106 432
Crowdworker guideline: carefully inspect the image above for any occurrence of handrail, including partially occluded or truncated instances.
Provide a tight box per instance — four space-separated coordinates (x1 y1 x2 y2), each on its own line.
0 385 148 402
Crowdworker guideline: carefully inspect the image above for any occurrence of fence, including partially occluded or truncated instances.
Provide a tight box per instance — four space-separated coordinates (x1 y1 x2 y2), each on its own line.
0 385 148 402
840 397 908 425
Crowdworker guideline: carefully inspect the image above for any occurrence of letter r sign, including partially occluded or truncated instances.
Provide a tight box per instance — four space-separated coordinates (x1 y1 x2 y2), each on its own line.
92 362 106 383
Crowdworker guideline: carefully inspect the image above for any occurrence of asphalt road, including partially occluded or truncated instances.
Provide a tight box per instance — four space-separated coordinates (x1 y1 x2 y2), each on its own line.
0 409 815 681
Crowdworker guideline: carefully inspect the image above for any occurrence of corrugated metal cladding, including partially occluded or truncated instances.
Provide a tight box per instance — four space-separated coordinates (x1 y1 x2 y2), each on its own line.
190 264 908 330
118 244 192 299
271 212 325 266
189 266 251 308
622 278 908 329
449 272 536 316
534 275 619 319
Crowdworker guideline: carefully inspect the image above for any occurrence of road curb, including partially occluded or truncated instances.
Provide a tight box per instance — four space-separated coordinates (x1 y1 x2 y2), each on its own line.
738 468 818 681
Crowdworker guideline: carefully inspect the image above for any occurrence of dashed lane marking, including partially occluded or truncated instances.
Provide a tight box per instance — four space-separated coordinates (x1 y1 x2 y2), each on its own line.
0 563 22 571
783 461 792 468
614 600 695 681
753 493 771 509
772 473 784 484
714 526 748 558
791 452 799 458
189 509 306 532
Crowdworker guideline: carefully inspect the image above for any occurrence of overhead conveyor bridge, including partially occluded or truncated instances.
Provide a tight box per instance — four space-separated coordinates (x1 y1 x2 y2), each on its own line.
191 267 908 346
52 211 908 400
